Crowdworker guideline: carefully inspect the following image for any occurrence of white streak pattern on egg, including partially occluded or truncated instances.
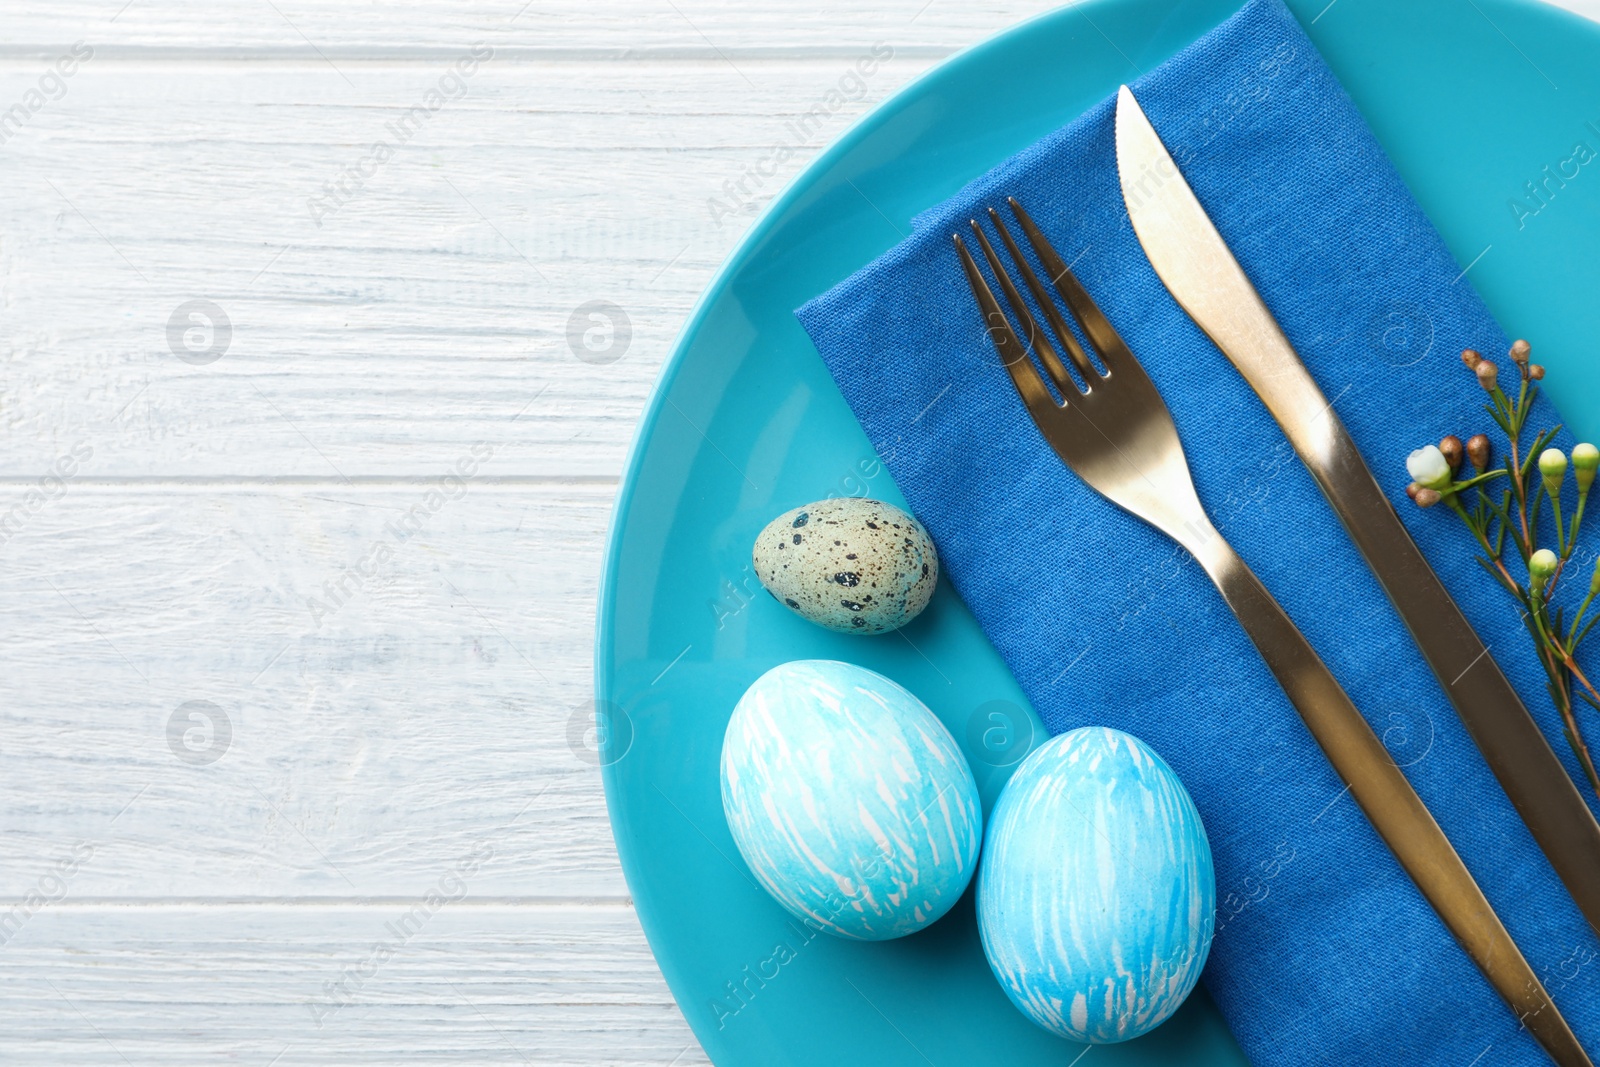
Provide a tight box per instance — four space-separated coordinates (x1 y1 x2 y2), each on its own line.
978 727 1215 1043
721 660 981 941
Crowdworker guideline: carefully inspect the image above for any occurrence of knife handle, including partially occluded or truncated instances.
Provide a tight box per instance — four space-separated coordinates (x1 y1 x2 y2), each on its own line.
1157 183 1600 938
1113 80 1600 939
1320 415 1600 936
1189 527 1591 1067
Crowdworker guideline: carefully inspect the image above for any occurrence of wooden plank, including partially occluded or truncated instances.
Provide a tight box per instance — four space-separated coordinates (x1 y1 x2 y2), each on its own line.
0 1 1061 52
0 483 633 899
0 56 949 478
0 902 710 1065
1 0 1592 57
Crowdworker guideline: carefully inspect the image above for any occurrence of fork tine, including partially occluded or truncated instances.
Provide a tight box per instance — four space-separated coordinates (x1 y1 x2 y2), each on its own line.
952 233 1058 416
986 206 1096 387
1007 197 1132 376
966 219 1083 398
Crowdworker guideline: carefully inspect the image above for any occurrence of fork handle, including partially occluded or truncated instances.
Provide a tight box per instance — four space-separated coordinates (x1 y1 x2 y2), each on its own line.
1190 527 1591 1066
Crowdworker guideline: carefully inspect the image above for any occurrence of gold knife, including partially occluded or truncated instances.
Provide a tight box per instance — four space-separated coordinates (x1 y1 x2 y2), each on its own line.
1114 83 1600 934
959 194 1589 1063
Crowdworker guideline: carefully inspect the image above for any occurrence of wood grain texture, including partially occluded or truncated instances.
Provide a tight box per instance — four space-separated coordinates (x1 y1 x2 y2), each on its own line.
0 484 623 899
4 0 1593 1062
1 1 991 1051
0 903 709 1065
0 56 943 478
0 0 1068 51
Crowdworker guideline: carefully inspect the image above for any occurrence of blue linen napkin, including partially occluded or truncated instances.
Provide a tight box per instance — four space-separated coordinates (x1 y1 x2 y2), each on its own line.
795 0 1600 1062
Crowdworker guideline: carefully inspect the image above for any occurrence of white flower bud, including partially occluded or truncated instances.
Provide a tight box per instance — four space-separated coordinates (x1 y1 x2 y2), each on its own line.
1574 443 1599 494
1531 548 1558 599
1540 447 1568 501
1406 445 1452 491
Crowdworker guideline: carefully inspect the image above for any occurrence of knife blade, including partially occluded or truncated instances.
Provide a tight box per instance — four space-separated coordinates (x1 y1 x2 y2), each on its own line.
1114 76 1600 1019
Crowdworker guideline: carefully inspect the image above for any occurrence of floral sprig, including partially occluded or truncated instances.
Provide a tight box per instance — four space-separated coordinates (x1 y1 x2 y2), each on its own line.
1404 340 1600 800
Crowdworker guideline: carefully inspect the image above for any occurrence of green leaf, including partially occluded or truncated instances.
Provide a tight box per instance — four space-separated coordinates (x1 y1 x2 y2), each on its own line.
1530 425 1563 461
1446 469 1507 496
1486 403 1510 435
1474 555 1522 601
1529 481 1547 545
1492 489 1513 556
1517 602 1544 644
1563 722 1600 798
1577 612 1600 650
1523 427 1562 479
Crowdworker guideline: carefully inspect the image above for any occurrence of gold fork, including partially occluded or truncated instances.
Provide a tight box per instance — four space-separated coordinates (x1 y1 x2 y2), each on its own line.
953 197 1590 1067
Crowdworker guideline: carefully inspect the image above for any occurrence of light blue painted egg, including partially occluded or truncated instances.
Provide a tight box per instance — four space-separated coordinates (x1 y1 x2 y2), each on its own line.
978 726 1215 1044
721 659 982 941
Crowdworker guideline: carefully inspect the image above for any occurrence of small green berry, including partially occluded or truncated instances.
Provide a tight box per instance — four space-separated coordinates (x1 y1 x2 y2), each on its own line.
1531 548 1558 599
1540 447 1568 498
1574 443 1599 494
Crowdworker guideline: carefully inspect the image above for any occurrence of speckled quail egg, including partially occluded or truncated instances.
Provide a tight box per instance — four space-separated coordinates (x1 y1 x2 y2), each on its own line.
752 498 938 634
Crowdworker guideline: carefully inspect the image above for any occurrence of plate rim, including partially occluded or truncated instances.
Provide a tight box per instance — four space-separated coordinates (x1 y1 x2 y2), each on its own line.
588 0 1126 675
591 0 1597 1060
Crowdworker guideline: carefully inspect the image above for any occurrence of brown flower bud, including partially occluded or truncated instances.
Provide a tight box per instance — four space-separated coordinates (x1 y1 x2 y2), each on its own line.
1439 435 1464 473
1530 363 1546 380
1461 348 1483 370
1467 433 1491 472
1476 360 1499 391
1510 339 1531 364
1406 481 1422 500
1415 488 1442 508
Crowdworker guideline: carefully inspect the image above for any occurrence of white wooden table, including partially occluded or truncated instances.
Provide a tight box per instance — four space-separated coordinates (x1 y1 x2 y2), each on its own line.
2 1 1594 1063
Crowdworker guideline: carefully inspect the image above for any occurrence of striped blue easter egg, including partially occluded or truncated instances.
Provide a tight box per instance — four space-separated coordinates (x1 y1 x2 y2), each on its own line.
720 660 982 941
978 727 1215 1043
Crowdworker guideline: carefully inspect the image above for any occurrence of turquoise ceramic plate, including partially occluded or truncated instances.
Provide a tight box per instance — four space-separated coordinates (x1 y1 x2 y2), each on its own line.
596 0 1600 1062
